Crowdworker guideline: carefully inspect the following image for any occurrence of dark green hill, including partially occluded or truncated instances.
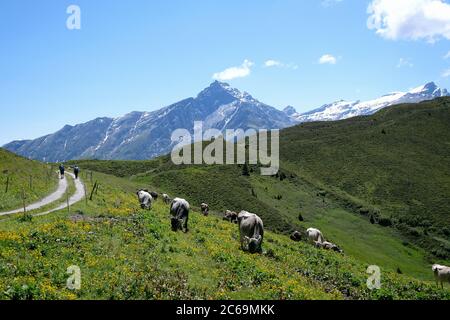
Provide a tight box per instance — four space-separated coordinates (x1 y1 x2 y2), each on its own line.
281 97 450 258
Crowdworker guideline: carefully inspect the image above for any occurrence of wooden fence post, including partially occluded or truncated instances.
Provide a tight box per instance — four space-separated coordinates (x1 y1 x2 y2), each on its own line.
67 191 70 214
5 176 9 194
22 188 26 213
89 181 98 201
84 184 88 207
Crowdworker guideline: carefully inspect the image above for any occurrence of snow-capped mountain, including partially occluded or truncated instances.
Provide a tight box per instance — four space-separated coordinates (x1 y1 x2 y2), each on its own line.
282 106 298 116
291 82 449 123
3 81 295 162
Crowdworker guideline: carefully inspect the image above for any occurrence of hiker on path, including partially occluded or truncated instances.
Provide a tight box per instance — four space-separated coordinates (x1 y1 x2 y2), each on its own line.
59 164 65 179
74 165 80 180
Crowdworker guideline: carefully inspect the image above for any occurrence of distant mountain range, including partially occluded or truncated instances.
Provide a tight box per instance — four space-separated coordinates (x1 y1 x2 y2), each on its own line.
3 81 295 162
286 82 448 122
3 81 448 162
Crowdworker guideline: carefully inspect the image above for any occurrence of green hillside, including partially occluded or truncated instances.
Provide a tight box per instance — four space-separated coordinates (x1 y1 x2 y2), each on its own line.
0 149 58 212
0 170 448 300
70 98 450 282
280 97 450 258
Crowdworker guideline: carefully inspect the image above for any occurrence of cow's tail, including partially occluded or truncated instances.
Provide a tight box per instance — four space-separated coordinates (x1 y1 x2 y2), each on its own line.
253 220 264 243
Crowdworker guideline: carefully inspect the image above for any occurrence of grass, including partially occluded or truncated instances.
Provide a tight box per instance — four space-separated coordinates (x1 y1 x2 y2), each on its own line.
280 97 450 258
75 98 450 259
131 164 297 233
2 98 449 300
0 149 58 212
66 159 161 178
249 173 448 281
0 169 449 300
0 172 77 223
88 157 449 284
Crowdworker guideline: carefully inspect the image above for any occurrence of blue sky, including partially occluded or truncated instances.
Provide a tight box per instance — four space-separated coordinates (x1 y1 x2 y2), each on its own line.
1 0 450 145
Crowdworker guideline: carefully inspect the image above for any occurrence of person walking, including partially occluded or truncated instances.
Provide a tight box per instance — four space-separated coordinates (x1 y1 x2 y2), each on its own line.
74 165 80 180
59 164 65 179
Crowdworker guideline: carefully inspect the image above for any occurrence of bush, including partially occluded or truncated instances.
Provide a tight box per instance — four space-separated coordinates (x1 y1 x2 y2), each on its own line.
378 217 392 227
442 227 450 237
18 213 33 223
359 208 370 216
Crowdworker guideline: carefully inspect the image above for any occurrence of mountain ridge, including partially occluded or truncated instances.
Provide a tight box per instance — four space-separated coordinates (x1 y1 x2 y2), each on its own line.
4 81 449 162
289 82 449 122
4 81 295 162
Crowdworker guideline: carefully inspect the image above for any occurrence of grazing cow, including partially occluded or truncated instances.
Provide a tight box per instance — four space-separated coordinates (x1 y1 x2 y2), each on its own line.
170 198 190 233
162 193 171 204
200 203 209 216
223 210 238 223
136 189 153 210
432 264 450 289
150 191 158 201
306 228 324 244
314 240 324 248
290 231 302 242
238 211 264 254
321 241 343 253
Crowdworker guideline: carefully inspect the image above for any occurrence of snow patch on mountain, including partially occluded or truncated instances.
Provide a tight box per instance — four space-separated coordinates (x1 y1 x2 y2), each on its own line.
292 82 449 123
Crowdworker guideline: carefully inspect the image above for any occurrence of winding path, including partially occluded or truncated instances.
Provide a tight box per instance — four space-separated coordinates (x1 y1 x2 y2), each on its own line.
0 172 85 217
34 173 85 217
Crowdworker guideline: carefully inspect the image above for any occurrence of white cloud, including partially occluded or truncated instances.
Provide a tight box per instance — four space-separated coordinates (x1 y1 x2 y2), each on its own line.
444 51 450 59
264 59 299 70
442 68 450 77
265 60 283 67
367 0 450 42
212 59 254 81
397 58 414 68
319 54 337 65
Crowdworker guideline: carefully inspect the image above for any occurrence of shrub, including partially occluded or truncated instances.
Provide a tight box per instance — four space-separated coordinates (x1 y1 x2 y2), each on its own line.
18 213 33 223
378 217 392 227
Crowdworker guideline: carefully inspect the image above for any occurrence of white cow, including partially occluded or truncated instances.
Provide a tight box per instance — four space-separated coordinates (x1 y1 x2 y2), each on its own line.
238 211 264 254
136 189 153 210
306 228 324 244
432 264 450 289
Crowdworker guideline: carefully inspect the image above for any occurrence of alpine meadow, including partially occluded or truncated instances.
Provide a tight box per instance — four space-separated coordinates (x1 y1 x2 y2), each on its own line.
1 0 450 308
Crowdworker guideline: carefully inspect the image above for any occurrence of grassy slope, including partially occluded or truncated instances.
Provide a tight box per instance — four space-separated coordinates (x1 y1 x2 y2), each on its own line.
0 170 448 300
53 98 450 285
131 164 299 233
72 160 448 282
280 97 450 258
0 149 58 211
0 173 77 223
249 175 440 281
66 159 161 178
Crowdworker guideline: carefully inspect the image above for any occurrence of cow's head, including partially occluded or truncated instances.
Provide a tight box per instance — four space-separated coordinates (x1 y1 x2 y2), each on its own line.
171 217 181 231
432 264 443 272
245 235 262 254
332 245 344 254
